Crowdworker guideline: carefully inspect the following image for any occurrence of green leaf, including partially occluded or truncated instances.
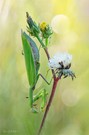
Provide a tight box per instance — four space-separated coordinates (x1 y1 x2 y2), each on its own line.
21 30 36 86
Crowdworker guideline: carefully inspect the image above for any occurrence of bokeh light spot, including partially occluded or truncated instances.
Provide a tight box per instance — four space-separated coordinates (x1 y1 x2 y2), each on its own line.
51 14 70 35
61 89 79 107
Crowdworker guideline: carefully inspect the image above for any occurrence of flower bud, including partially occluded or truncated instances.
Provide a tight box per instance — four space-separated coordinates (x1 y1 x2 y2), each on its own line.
26 12 40 36
40 22 53 38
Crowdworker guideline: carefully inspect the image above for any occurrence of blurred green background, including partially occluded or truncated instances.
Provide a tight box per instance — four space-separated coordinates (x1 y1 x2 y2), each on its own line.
0 0 89 135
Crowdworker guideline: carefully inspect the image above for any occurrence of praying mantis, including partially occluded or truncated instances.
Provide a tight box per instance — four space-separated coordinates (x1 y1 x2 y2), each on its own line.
21 31 50 113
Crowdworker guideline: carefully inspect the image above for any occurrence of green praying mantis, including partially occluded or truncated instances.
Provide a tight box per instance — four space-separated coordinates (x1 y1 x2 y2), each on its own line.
21 31 50 113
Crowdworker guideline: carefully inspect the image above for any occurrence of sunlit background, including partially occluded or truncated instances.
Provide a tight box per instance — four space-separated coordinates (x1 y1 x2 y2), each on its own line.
0 0 89 135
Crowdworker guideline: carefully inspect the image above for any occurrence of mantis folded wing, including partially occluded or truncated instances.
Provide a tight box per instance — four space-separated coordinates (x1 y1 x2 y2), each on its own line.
21 31 51 113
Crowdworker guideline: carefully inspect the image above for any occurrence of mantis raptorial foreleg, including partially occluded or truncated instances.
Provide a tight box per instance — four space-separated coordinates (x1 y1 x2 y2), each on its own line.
29 87 48 113
40 89 48 111
29 73 52 113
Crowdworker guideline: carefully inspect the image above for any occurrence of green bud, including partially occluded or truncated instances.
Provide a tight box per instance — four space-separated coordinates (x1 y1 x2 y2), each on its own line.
40 22 53 39
26 12 40 37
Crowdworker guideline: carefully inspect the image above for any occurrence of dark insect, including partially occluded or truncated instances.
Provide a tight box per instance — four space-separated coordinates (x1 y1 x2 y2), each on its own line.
56 61 76 80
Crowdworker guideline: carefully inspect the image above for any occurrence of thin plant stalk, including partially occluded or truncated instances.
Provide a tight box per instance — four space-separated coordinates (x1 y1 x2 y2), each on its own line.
38 77 60 135
36 36 60 135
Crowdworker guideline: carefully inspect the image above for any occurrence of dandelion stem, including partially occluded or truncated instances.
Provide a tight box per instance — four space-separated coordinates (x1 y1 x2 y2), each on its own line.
36 34 59 135
38 77 60 135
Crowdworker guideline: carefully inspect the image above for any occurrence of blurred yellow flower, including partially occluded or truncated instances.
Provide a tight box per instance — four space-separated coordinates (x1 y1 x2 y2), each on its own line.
40 22 47 31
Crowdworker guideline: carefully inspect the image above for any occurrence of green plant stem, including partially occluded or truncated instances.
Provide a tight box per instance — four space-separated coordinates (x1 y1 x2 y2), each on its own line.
45 38 48 46
35 34 45 48
36 34 55 78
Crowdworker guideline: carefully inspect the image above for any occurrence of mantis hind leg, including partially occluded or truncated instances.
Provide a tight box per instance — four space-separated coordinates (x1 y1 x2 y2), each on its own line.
39 73 52 85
